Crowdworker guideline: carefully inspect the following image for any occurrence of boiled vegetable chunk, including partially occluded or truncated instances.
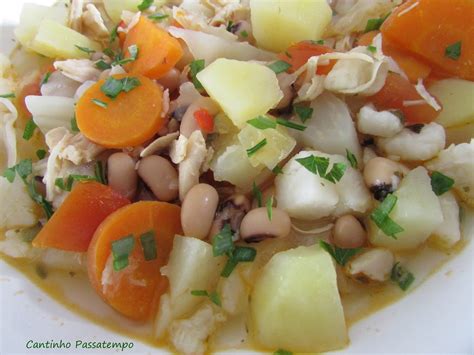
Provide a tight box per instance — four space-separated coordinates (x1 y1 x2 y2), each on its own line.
250 0 332 52
381 0 474 80
197 59 282 128
15 3 68 50
430 191 461 249
251 244 348 353
165 236 224 319
30 20 101 59
368 167 443 251
0 177 39 230
238 124 295 170
103 0 143 22
429 79 474 128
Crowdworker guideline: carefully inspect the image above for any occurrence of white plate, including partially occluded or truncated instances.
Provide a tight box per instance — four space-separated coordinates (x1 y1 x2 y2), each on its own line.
0 1 473 354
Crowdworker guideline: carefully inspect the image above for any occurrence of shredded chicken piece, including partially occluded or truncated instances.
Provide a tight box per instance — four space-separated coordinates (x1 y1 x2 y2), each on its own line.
357 104 403 138
68 0 84 32
178 130 208 201
54 59 101 83
0 98 18 170
140 131 180 158
346 248 395 282
169 134 189 164
82 3 109 40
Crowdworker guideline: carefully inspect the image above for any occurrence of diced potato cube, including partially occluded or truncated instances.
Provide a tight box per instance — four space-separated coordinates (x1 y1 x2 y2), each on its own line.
0 177 38 229
15 3 68 50
429 79 474 128
250 0 332 52
165 236 224 319
197 59 282 128
238 124 295 170
103 0 144 23
30 20 101 59
368 167 443 251
251 244 348 352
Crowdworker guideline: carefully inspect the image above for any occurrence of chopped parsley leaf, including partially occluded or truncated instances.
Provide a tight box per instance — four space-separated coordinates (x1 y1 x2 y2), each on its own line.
91 98 108 108
36 149 47 160
246 138 267 157
266 196 273 221
40 72 52 86
0 93 15 98
221 246 256 277
276 118 306 131
430 171 454 196
345 149 358 169
226 20 234 32
2 166 15 183
267 60 291 74
100 76 141 99
364 13 390 33
95 60 112 70
247 116 276 130
75 45 95 54
370 194 404 238
367 45 377 53
71 116 79 132
212 224 234 257
148 13 169 21
310 40 325 45
111 235 135 271
241 30 249 38
272 165 283 175
319 240 362 266
296 155 346 183
22 118 37 141
274 350 293 355
137 0 154 11
293 104 313 123
190 290 221 307
391 262 415 291
140 230 157 261
252 182 263 207
445 41 462 60
189 59 205 90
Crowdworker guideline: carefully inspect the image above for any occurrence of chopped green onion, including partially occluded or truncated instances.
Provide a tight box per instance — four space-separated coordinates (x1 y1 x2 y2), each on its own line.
272 165 283 175
267 60 291 74
148 13 169 21
391 262 415 291
137 0 154 11
94 161 107 184
140 230 157 261
75 45 95 54
324 162 347 183
370 194 404 238
310 39 325 45
71 116 79 132
241 30 249 38
274 349 293 355
247 115 276 130
276 118 306 131
2 167 15 183
0 93 15 98
266 196 273 220
226 20 234 32
101 77 124 98
103 48 115 58
190 59 205 90
190 290 221 307
221 258 238 277
121 76 141 92
110 25 119 43
252 182 263 207
212 224 234 257
40 72 52 86
367 45 377 53
345 149 358 169
293 104 313 123
190 290 208 296
319 240 362 266
36 149 47 160
246 138 267 157
91 98 108 108
95 60 112 70
430 171 454 196
15 159 33 180
296 155 346 183
221 246 256 277
111 235 135 271
27 178 53 219
22 118 37 141
445 41 462 60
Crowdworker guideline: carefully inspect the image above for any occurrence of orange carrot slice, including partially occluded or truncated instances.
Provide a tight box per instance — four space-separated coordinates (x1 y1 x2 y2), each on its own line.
76 74 164 148
381 0 474 80
278 41 335 75
369 73 440 125
32 182 130 252
87 201 182 321
123 17 183 79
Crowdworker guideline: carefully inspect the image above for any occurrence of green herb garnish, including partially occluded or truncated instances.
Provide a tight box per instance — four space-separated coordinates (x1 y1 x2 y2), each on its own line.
221 246 256 277
40 72 52 86
91 98 108 108
36 149 47 160
140 230 157 261
190 290 221 306
71 116 79 132
75 45 95 54
148 13 169 21
272 165 283 175
364 13 390 33
246 138 267 157
267 60 291 74
276 118 306 131
266 196 273 220
190 59 205 90
241 30 249 38
212 224 234 257
0 93 15 98
95 60 112 70
445 41 462 60
430 171 454 196
100 76 141 99
111 235 135 271
296 155 346 183
137 0 154 11
274 349 293 355
94 161 107 184
391 262 415 291
370 194 404 238
319 240 362 266
247 116 276 130
252 182 263 207
311 39 325 45
293 104 313 123
345 149 358 169
367 45 377 53
22 119 37 141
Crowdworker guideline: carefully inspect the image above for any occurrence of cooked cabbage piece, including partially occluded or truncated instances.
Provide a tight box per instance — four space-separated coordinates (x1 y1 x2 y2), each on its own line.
103 0 143 23
250 0 332 52
25 95 75 134
30 20 101 59
251 244 348 352
368 167 443 251
0 177 38 230
197 59 282 128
